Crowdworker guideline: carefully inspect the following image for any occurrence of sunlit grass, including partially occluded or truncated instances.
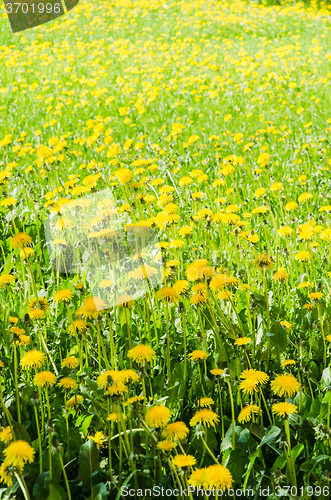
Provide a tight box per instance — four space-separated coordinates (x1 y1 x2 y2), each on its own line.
0 0 331 497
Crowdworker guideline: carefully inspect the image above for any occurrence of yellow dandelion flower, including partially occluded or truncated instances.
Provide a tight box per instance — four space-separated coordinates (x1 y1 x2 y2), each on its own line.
61 357 79 369
298 192 313 203
20 247 35 260
29 297 49 311
278 226 294 237
10 326 25 335
210 370 224 380
163 421 189 441
172 455 197 469
76 296 109 318
11 232 32 249
271 182 284 192
185 259 213 282
0 460 20 486
157 440 177 451
0 427 12 444
254 253 273 270
188 468 205 488
303 303 315 310
107 413 120 422
115 168 132 184
57 377 78 390
239 369 269 394
238 405 261 424
145 405 171 428
201 464 233 491
190 293 208 306
66 395 84 408
190 409 219 428
281 359 296 368
280 321 292 332
106 382 127 396
134 265 158 280
234 337 251 346
21 350 46 370
97 370 124 389
272 267 289 282
295 251 310 262
68 319 90 334
239 377 260 395
34 371 56 388
198 397 214 407
4 440 35 468
90 431 106 449
272 402 298 418
209 274 228 291
188 350 208 361
16 335 31 347
241 369 269 384
155 286 179 303
119 369 140 383
308 292 323 300
29 308 46 320
127 345 156 365
54 289 74 303
173 280 190 295
285 201 298 211
115 294 135 308
271 374 299 398
0 274 15 287
298 281 311 289
126 395 145 406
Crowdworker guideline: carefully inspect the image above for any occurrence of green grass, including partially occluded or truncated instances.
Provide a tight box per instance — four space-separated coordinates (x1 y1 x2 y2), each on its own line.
0 0 331 498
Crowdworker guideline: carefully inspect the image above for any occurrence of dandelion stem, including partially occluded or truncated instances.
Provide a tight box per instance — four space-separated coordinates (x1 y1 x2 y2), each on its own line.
45 388 53 482
13 343 21 423
64 392 70 459
284 418 297 487
14 473 31 500
165 302 171 385
201 434 219 464
226 380 236 450
34 405 43 474
65 304 83 371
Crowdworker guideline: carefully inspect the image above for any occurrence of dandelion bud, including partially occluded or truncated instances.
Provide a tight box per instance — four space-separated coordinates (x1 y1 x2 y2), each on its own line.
278 432 288 447
271 468 286 486
111 394 123 404
11 333 19 344
46 419 55 434
194 423 206 439
30 391 40 407
138 367 147 378
52 436 63 453
106 375 113 388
